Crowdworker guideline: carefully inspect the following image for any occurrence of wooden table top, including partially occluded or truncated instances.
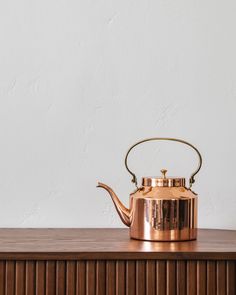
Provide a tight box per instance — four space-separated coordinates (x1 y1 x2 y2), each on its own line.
0 228 235 260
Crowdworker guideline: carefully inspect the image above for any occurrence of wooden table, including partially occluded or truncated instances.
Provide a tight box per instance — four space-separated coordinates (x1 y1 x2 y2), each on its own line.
0 228 235 294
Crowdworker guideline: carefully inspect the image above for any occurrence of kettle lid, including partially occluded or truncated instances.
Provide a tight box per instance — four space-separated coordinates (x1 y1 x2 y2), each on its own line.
142 169 185 187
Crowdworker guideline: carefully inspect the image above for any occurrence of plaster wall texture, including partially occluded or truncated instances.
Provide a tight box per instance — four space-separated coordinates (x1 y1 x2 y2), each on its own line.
0 1 235 229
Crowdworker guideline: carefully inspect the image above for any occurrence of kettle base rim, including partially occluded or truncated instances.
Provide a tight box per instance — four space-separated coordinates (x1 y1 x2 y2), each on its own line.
130 227 198 242
129 236 197 242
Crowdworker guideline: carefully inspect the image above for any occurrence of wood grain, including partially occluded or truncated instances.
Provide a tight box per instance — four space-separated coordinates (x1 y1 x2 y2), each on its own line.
116 260 125 295
197 260 206 295
0 261 5 295
86 260 96 295
126 260 136 295
15 261 25 295
0 229 235 260
166 261 176 295
6 261 15 295
217 261 226 295
56 261 66 295
26 261 35 295
227 261 236 295
66 261 76 295
76 261 86 295
36 261 45 295
136 260 145 295
106 261 116 295
177 260 186 295
207 261 216 295
0 259 234 294
0 229 234 294
187 261 197 295
46 261 56 295
145 260 155 294
156 260 165 295
96 261 105 295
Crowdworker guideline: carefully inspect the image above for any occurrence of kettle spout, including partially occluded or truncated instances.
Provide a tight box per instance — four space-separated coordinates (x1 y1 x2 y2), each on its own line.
97 182 131 227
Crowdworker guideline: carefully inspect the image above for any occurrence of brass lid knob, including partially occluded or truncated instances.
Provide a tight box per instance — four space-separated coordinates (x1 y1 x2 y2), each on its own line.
142 169 185 187
161 169 168 179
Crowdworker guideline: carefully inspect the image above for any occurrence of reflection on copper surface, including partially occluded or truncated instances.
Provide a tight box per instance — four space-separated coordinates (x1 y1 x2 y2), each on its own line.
130 193 197 241
98 181 198 242
98 137 201 241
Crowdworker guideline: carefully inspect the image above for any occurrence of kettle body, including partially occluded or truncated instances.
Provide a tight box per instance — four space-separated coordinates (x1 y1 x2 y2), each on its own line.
97 137 202 242
128 183 197 241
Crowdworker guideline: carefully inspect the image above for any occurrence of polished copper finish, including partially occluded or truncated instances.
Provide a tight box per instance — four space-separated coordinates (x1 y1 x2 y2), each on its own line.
142 176 186 187
142 169 186 187
97 137 202 242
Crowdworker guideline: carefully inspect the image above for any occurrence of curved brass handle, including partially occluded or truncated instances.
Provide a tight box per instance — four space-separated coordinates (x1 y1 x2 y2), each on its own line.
124 137 202 188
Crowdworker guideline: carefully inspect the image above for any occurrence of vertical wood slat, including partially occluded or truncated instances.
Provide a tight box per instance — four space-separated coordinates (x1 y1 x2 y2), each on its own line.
0 261 5 295
77 261 86 295
136 261 145 295
146 260 156 295
36 261 46 295
166 261 176 295
187 261 197 295
116 260 125 295
126 261 136 295
227 261 236 295
86 261 96 295
0 259 235 294
197 260 207 295
46 261 56 295
96 261 105 295
156 260 165 295
26 261 35 295
6 261 15 295
207 261 216 295
106 261 116 295
56 261 66 295
15 261 25 295
217 261 226 295
177 260 186 295
66 261 76 295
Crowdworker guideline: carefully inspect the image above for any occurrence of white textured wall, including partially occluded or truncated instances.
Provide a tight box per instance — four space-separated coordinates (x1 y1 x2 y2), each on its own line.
0 1 236 229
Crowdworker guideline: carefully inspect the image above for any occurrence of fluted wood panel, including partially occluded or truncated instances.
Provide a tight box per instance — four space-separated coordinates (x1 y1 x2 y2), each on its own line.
96 261 105 295
0 260 235 294
6 261 15 295
116 260 125 295
67 261 76 295
56 261 66 295
26 261 35 294
187 261 197 295
197 260 207 295
146 260 156 294
156 260 166 295
177 260 186 295
46 261 56 295
167 261 176 295
207 261 216 295
136 261 145 295
227 261 236 295
106 260 115 295
126 261 136 295
77 261 86 294
15 261 25 295
217 261 226 295
36 261 45 294
0 261 5 294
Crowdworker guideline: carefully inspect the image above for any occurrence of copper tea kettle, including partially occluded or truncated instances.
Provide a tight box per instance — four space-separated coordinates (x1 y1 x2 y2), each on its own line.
97 137 202 241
